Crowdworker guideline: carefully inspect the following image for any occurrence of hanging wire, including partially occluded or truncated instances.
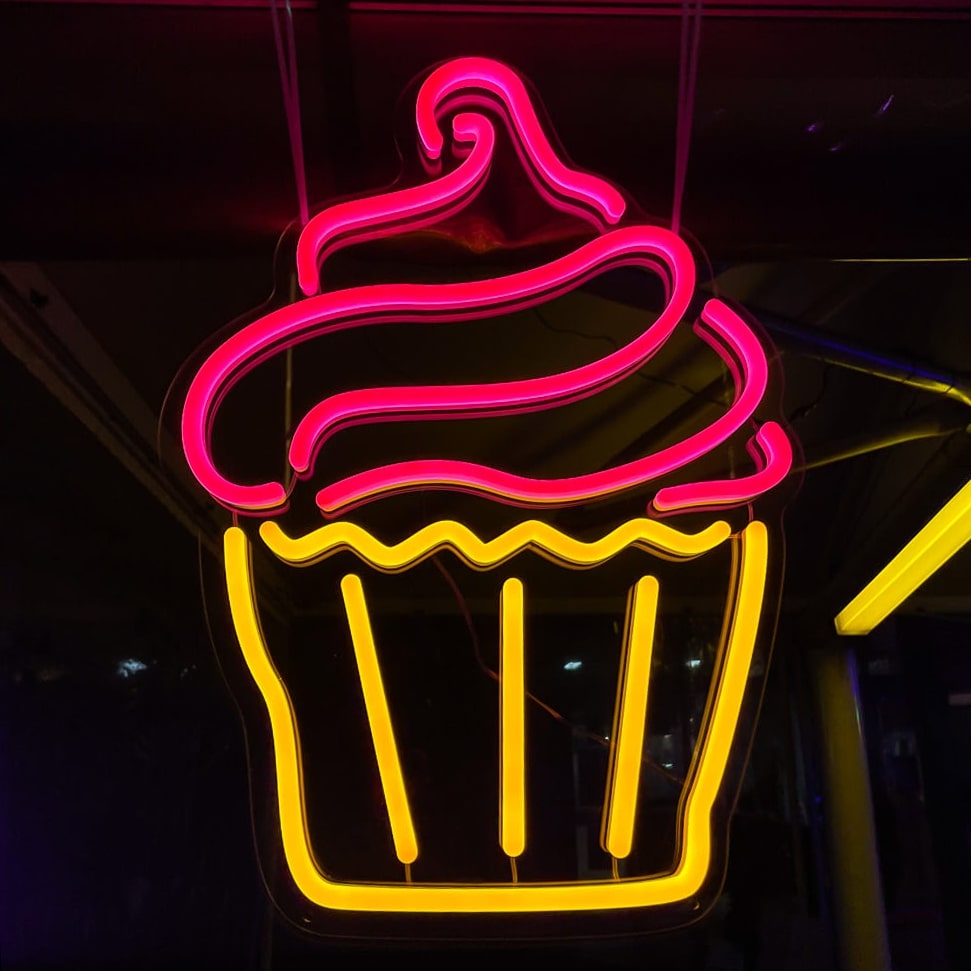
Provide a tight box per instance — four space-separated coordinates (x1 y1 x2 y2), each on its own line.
430 554 685 786
269 0 310 486
270 0 310 229
672 0 704 236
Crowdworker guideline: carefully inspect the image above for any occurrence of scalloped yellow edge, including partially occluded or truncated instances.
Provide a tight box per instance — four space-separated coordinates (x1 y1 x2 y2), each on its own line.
223 518 768 913
258 516 732 571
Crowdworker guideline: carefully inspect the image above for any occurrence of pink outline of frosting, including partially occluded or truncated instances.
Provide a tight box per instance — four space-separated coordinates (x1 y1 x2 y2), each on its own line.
312 298 785 515
415 57 626 225
296 112 494 297
180 57 792 517
288 227 691 475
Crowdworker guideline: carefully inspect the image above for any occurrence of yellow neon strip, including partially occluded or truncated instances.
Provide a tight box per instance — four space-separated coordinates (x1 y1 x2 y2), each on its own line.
603 575 659 860
676 521 767 888
340 574 418 865
835 479 971 636
223 527 315 890
224 519 766 912
259 517 731 572
500 578 526 859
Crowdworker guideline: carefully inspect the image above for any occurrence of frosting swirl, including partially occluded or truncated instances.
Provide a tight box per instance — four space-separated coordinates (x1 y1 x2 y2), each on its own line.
180 58 791 518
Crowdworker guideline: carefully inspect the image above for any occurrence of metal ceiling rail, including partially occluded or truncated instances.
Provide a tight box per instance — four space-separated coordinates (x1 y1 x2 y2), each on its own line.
758 312 971 410
14 0 971 17
0 265 225 553
348 0 971 19
12 1 318 8
0 263 296 614
795 409 971 473
0 264 297 620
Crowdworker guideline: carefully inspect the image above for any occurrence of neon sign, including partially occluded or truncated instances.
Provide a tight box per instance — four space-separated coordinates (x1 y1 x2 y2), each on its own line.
223 518 768 912
179 57 793 927
180 58 789 519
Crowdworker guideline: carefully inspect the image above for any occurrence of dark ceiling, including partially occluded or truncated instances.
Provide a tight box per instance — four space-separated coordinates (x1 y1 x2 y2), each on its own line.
3 0 971 260
2 0 971 624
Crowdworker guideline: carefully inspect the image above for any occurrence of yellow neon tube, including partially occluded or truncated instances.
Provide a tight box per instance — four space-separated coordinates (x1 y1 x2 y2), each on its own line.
602 575 659 860
224 519 765 912
223 527 314 888
835 479 971 636
676 521 766 885
340 574 418 865
500 578 526 859
259 517 730 571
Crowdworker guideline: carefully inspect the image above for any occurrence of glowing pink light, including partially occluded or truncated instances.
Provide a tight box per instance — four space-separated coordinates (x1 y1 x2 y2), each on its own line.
180 56 792 519
296 113 495 296
182 226 692 513
297 57 626 298
652 423 792 514
288 227 692 475
313 299 790 515
416 57 626 225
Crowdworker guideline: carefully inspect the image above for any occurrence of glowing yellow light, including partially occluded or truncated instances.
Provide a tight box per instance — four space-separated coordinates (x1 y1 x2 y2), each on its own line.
223 527 316 897
835 479 971 636
340 574 419 865
676 521 766 891
259 517 730 570
602 575 659 860
500 578 526 859
223 518 767 912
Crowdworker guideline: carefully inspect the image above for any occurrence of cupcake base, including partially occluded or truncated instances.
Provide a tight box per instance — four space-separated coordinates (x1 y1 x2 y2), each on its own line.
221 516 769 915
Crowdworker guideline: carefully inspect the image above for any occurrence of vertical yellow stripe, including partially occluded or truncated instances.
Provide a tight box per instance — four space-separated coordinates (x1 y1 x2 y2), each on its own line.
500 577 526 859
603 575 659 860
340 574 418 865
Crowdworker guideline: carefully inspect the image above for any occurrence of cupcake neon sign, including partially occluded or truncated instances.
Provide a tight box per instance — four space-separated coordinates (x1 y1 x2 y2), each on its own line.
180 57 794 922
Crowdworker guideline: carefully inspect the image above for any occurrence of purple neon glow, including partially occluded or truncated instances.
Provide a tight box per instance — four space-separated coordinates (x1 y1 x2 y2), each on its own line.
296 113 495 296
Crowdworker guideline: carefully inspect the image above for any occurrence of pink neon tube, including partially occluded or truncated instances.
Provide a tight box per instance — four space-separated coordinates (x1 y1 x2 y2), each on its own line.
652 423 792 514
181 55 793 519
297 58 626 297
289 229 692 474
312 298 789 515
415 57 626 226
182 227 694 512
296 113 495 296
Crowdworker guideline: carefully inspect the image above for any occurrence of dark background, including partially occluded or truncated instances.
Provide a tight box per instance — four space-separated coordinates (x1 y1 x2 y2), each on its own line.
2 2 970 968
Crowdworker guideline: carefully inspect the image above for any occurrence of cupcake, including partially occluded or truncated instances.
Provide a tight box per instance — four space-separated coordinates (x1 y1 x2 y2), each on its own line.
179 57 793 929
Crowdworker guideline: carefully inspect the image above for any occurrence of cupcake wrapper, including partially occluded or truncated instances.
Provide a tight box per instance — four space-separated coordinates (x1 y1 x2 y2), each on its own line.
221 516 769 915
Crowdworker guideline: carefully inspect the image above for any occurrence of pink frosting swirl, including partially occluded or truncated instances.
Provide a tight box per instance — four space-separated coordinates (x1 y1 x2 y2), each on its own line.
180 57 791 518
